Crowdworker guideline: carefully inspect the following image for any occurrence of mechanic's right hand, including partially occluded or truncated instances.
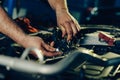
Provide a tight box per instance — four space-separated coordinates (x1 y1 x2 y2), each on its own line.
21 35 61 57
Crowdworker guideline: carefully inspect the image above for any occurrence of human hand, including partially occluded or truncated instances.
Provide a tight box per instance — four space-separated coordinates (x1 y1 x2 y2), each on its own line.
22 36 61 57
56 9 81 41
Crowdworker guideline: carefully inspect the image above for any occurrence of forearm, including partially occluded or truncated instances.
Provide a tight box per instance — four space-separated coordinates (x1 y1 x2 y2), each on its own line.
0 6 27 46
47 0 68 12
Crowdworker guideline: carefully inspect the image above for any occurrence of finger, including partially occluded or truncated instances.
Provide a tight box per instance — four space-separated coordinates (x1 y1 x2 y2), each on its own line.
63 21 73 41
42 50 61 57
70 21 78 36
59 25 66 37
71 16 81 31
50 41 55 47
75 21 81 31
40 46 61 57
41 41 62 57
42 42 56 52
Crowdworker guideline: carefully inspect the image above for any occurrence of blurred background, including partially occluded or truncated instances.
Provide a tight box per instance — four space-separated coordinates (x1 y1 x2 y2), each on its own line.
1 0 120 27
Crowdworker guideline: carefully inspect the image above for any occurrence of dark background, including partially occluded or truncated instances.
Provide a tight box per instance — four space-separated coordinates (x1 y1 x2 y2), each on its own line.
2 0 120 27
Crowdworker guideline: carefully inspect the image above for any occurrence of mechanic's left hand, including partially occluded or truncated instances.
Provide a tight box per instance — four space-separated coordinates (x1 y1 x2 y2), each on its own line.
56 9 81 41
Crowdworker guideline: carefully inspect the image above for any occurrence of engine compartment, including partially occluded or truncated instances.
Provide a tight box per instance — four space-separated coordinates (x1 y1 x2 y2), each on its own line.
1 24 120 80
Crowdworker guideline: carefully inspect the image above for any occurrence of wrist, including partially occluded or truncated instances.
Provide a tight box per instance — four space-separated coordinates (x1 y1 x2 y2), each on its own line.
48 0 68 12
55 7 69 15
15 34 29 47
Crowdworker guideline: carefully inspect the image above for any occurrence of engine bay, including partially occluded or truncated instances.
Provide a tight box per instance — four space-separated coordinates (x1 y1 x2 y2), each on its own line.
1 24 120 80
